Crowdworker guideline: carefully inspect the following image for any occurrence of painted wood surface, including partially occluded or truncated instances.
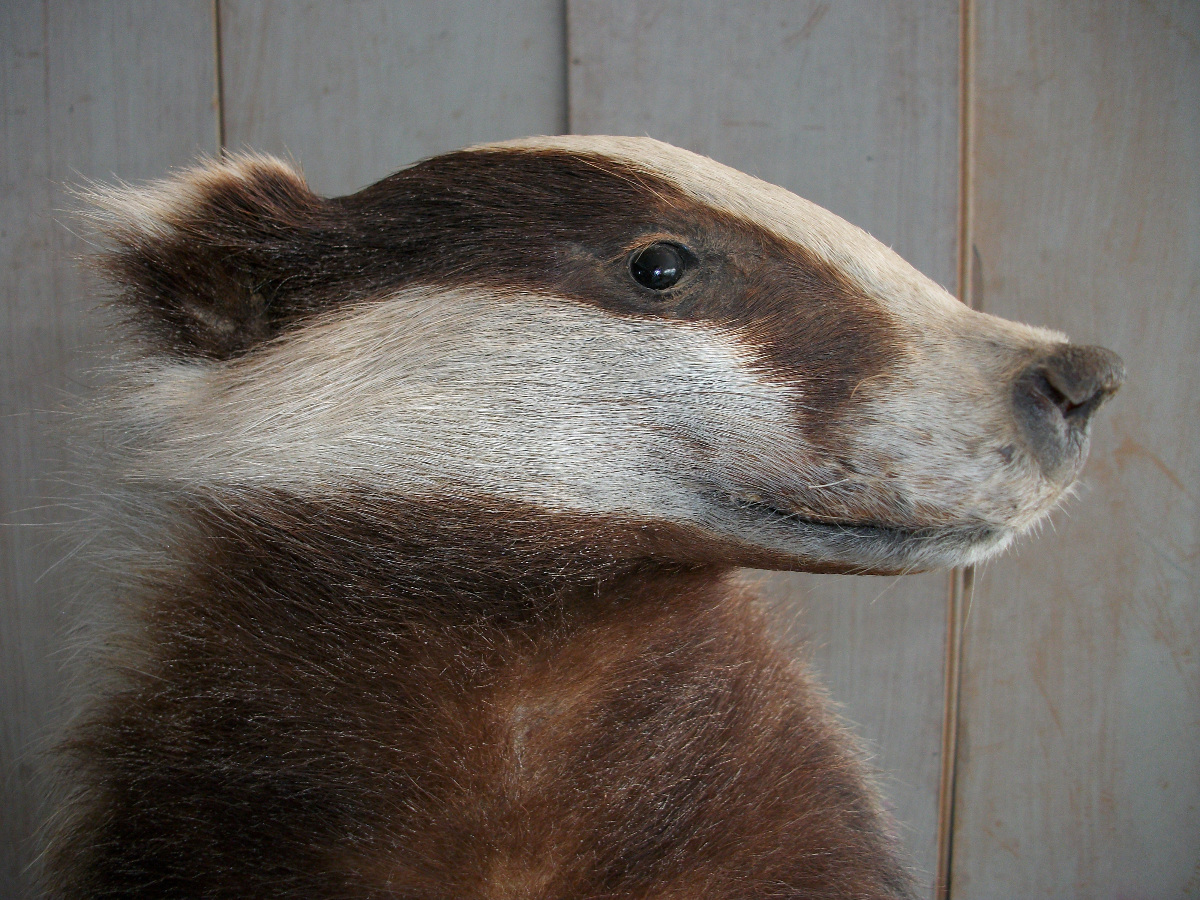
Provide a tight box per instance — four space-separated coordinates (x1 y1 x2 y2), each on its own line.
0 3 218 895
220 0 567 196
567 3 962 893
951 3 1200 897
5 2 1194 897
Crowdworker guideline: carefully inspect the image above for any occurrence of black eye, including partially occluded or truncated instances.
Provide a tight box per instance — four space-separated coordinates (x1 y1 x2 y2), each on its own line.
629 243 686 291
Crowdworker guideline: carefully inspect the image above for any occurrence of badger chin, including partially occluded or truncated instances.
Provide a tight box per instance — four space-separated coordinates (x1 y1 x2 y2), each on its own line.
707 497 1017 575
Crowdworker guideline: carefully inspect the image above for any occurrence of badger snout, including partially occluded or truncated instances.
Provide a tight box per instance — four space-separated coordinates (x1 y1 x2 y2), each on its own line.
1012 343 1125 479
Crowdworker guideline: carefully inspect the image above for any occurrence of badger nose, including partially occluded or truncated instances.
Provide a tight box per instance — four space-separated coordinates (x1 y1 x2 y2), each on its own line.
1013 344 1125 478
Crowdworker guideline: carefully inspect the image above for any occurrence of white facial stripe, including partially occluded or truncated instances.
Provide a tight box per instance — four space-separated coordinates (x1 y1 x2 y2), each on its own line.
80 153 304 241
123 288 803 524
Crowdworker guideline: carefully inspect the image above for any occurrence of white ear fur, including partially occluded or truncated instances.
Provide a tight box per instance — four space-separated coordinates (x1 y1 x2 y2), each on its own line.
79 153 306 242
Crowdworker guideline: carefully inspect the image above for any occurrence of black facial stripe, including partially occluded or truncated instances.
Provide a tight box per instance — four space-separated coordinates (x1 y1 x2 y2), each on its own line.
99 147 902 442
340 148 902 442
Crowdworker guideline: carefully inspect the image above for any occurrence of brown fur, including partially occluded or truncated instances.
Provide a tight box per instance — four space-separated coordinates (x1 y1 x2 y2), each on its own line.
50 492 914 899
49 141 1122 898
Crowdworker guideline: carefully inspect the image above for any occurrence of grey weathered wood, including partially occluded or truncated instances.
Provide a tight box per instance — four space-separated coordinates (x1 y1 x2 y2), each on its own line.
951 2 1200 897
10 3 1188 896
568 0 961 289
568 3 962 894
1 2 217 895
752 572 953 895
220 0 568 196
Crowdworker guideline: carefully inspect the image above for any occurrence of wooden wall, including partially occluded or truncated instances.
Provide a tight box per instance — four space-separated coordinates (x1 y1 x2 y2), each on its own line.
953 4 1200 897
2 2 1195 897
3 4 220 896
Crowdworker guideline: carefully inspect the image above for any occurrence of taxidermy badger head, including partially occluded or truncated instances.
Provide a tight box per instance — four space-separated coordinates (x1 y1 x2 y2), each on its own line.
89 135 1122 580
54 136 1126 900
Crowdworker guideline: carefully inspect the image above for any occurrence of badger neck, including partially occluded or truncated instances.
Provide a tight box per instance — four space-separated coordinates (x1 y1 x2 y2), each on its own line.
137 488 733 636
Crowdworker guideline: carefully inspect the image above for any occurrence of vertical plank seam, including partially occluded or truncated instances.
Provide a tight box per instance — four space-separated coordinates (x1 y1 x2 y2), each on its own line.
212 0 226 153
936 0 975 897
562 0 574 134
42 0 59 303
955 0 975 312
936 568 973 898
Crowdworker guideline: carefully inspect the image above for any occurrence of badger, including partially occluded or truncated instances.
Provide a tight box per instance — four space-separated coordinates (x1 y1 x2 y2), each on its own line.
48 135 1123 899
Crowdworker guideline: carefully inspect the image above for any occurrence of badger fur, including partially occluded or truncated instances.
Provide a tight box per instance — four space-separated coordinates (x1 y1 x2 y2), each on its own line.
48 136 1123 899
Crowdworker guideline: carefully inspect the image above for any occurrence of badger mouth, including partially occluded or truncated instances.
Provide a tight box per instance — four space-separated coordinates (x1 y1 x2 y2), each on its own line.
716 494 1011 573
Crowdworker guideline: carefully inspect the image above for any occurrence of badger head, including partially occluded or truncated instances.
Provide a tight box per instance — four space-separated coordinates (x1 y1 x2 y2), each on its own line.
87 136 1123 577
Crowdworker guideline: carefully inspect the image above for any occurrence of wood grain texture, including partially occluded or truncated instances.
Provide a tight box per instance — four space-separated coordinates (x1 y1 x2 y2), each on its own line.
568 3 961 894
752 572 953 897
9 2 1188 896
951 2 1200 897
220 0 568 197
0 2 217 896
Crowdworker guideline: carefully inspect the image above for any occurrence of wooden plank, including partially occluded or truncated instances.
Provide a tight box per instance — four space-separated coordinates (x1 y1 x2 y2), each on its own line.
951 2 1200 896
220 0 568 196
0 2 216 894
568 3 961 895
753 571 953 896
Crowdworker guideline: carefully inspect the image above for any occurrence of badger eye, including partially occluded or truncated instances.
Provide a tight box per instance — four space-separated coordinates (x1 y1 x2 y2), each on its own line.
629 243 686 291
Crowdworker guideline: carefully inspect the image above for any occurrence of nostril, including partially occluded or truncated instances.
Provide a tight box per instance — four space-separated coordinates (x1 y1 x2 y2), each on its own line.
1041 344 1125 413
1030 370 1075 417
1013 343 1125 478
1037 367 1101 425
1014 370 1072 442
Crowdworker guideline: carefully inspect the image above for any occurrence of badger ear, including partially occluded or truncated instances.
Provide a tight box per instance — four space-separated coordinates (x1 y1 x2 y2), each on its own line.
82 154 325 359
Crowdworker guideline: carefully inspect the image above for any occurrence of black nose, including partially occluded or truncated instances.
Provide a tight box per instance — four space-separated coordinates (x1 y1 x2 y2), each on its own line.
1013 344 1125 478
